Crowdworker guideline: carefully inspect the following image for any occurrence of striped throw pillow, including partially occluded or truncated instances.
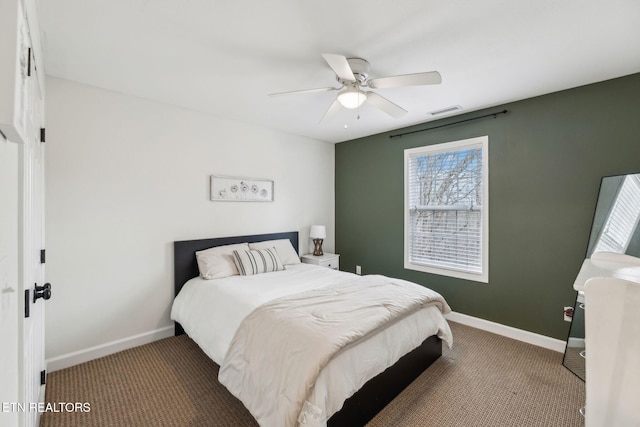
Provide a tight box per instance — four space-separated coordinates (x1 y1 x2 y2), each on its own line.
232 248 285 276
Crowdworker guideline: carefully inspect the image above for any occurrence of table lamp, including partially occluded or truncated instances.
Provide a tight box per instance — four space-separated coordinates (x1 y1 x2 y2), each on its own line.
310 225 326 256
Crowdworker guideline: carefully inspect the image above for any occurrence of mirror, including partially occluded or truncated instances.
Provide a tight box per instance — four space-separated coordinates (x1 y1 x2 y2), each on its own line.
563 172 640 380
563 295 586 380
585 173 640 258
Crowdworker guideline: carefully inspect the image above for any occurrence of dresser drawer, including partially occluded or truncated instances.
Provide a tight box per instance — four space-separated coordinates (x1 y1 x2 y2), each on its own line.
318 258 339 270
300 253 340 270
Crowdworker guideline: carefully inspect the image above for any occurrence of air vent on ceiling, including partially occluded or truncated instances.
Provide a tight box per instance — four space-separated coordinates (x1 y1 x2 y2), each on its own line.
429 105 462 116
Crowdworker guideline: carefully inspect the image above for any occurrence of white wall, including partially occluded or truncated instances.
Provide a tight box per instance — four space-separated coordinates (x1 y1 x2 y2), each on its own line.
44 77 335 367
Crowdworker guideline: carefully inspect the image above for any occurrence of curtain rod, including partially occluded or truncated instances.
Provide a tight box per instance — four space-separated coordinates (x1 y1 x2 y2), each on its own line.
389 109 509 139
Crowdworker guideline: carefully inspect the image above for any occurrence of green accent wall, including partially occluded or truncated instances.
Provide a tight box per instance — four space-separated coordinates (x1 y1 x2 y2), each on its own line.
335 73 640 340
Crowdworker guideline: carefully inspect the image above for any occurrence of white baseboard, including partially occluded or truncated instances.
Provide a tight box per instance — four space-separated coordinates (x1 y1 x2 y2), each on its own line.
46 325 175 372
445 311 567 353
46 314 566 372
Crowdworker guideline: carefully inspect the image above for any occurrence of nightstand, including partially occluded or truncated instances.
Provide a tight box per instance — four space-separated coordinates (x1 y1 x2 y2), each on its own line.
300 253 340 270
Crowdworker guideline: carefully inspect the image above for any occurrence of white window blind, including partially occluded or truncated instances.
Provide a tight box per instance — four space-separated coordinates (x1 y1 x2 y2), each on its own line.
593 175 640 254
404 136 488 282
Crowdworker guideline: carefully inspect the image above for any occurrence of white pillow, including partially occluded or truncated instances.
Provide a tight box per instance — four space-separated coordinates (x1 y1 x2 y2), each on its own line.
249 239 300 265
195 243 250 279
232 248 285 276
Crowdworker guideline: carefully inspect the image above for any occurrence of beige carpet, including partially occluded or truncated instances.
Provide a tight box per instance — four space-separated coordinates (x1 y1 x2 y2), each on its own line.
40 322 585 427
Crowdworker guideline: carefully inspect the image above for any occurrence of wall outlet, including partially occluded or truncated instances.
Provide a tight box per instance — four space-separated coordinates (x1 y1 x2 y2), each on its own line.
355 265 361 275
563 306 574 322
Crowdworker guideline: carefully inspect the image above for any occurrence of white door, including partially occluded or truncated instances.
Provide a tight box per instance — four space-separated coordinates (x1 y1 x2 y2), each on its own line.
19 41 46 427
0 126 21 427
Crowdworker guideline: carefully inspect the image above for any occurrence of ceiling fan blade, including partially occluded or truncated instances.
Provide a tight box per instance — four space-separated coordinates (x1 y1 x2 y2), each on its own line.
319 99 342 124
365 91 408 118
321 54 356 82
368 71 442 89
268 86 340 97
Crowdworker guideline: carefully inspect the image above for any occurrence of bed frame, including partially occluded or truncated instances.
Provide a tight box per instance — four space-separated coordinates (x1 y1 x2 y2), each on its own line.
173 231 442 427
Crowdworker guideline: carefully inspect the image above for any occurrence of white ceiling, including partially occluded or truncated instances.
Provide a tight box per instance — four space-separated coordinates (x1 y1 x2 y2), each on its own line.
36 0 640 143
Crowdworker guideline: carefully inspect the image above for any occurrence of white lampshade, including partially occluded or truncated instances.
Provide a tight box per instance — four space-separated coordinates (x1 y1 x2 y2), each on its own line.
309 225 326 239
337 88 366 109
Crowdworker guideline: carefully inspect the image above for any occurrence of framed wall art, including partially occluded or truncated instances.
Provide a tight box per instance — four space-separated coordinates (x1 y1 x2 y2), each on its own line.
210 175 274 202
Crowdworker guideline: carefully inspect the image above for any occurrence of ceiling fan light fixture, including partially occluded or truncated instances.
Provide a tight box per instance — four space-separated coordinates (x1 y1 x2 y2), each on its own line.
337 88 367 109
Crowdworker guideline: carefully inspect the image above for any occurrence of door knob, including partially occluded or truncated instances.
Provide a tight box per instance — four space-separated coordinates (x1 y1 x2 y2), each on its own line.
34 282 51 302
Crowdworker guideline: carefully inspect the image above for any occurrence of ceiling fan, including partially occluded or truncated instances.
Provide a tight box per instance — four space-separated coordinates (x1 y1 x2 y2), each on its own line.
268 54 442 123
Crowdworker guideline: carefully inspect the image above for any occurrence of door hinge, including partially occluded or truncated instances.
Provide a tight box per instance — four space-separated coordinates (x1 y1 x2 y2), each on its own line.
40 249 46 264
24 290 30 318
40 370 46 385
40 128 46 143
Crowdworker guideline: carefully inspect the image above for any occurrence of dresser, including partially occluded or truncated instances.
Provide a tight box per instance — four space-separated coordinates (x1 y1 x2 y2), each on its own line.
572 253 640 426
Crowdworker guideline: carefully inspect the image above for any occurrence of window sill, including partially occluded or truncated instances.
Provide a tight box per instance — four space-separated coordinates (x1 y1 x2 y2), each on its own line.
404 261 488 283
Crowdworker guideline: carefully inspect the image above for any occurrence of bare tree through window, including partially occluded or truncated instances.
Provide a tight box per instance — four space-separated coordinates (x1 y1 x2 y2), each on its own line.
405 137 488 281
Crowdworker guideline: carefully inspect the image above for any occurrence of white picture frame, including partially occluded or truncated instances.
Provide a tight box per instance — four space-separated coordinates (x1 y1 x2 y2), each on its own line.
210 175 274 202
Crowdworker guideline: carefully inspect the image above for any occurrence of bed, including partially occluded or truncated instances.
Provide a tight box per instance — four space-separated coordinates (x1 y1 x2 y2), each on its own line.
171 231 452 427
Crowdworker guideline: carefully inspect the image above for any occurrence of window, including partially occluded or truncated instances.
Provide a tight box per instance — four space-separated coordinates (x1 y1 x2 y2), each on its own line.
404 136 488 282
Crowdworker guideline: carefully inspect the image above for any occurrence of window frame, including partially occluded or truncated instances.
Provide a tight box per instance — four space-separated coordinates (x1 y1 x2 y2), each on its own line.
404 136 489 283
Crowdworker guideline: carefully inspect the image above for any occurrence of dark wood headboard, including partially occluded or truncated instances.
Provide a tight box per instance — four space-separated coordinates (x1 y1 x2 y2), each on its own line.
173 231 299 335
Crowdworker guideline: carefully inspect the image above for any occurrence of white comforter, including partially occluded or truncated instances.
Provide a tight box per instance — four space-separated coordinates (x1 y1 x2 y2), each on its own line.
171 263 453 426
